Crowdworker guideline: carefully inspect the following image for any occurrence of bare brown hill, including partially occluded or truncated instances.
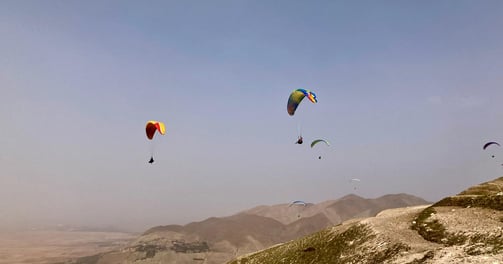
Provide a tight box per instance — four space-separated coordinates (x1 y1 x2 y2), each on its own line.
145 214 288 246
243 193 429 225
284 213 333 238
329 193 430 220
71 193 428 264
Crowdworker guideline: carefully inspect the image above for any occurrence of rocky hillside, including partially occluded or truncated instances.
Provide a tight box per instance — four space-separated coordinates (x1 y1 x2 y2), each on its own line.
228 177 503 264
70 193 428 264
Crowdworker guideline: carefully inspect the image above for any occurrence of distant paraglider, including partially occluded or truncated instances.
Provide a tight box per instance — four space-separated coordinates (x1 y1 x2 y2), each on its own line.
311 139 330 159
146 120 166 164
350 178 361 190
289 200 309 218
483 141 500 158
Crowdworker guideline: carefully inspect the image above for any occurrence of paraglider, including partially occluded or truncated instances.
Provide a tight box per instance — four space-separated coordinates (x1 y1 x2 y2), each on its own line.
289 200 309 218
287 89 317 144
483 141 500 158
311 139 330 159
350 178 361 190
146 120 166 164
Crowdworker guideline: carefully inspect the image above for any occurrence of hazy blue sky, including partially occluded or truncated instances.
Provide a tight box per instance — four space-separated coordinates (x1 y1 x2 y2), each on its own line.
2 0 503 231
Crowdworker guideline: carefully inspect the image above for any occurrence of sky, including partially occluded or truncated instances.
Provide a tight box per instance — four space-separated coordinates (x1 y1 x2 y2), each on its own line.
1 0 503 232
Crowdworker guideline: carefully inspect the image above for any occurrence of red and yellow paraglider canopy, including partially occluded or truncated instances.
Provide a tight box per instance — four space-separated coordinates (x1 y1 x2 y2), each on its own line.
145 120 166 140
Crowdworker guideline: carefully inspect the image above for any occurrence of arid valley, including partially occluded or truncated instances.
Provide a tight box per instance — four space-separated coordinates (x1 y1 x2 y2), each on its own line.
0 230 134 264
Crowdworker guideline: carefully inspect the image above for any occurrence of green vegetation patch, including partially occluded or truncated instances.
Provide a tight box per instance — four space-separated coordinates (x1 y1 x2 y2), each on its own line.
368 242 411 263
134 244 167 259
412 205 503 255
441 177 503 210
434 195 503 211
411 207 446 243
458 178 503 196
411 207 470 246
72 253 102 264
229 224 409 264
464 233 503 255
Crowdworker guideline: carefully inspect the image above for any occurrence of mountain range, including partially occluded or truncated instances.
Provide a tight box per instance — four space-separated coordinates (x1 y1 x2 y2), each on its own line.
71 193 429 264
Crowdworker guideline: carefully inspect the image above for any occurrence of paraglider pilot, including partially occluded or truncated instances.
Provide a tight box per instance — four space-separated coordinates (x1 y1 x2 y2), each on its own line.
148 157 154 164
296 136 303 144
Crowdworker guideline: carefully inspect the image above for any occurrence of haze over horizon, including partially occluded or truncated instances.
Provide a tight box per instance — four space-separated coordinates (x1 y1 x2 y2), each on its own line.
2 1 503 232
